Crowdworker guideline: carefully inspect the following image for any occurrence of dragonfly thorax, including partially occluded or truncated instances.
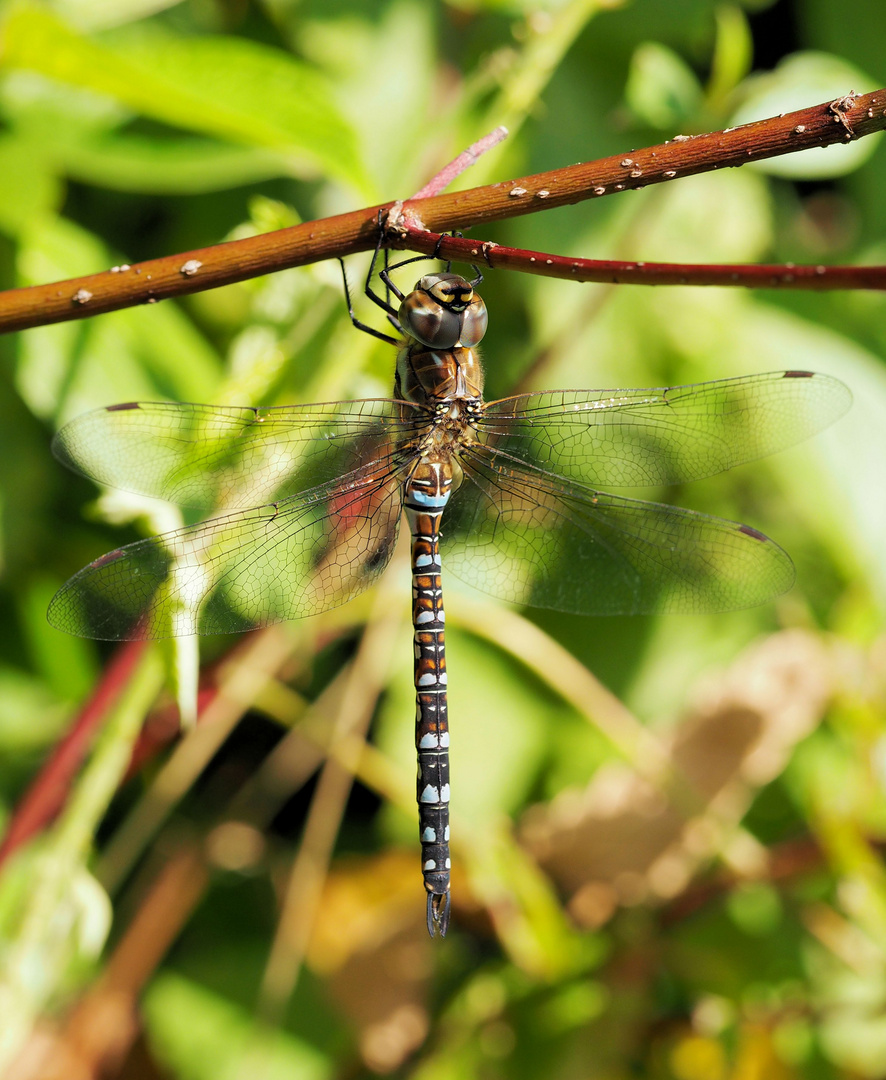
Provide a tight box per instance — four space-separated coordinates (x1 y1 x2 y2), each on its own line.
397 343 485 408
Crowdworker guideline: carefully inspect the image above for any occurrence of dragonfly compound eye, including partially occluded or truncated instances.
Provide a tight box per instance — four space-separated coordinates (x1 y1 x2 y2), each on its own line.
400 274 488 349
400 289 461 348
455 295 488 347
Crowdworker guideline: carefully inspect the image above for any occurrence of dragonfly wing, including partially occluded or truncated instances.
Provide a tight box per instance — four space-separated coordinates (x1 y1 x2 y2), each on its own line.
47 461 407 639
442 444 794 616
53 399 421 511
479 372 850 487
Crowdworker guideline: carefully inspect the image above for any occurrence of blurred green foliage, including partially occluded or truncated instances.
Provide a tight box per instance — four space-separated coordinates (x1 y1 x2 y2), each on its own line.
0 0 885 1077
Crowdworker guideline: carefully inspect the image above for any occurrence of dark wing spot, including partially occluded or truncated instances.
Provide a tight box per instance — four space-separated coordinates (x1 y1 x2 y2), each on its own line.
106 402 141 412
90 548 127 568
738 524 768 542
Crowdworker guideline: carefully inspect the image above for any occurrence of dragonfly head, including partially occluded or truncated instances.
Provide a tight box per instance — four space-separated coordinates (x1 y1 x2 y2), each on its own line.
399 273 488 350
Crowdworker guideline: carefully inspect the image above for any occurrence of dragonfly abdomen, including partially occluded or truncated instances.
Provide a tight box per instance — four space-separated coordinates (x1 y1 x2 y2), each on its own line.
404 459 454 936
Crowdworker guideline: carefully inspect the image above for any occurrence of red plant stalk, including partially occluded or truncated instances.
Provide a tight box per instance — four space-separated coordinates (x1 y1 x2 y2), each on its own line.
0 640 148 867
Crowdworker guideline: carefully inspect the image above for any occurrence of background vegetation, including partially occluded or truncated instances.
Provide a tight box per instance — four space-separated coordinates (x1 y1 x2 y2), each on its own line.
1 0 885 1077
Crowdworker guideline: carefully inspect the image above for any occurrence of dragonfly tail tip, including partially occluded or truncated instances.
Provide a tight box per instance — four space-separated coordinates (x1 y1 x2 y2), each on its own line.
427 891 451 938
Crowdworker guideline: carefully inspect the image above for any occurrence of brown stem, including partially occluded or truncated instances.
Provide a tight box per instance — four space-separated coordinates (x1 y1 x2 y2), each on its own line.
0 90 884 334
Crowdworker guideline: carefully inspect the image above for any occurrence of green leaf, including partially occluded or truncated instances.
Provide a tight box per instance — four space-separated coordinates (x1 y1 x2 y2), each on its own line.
0 667 69 751
46 0 186 33
707 4 753 105
143 973 332 1080
730 52 882 178
625 42 702 129
19 579 99 702
726 882 783 936
3 6 371 195
0 134 63 237
0 68 128 136
60 134 293 194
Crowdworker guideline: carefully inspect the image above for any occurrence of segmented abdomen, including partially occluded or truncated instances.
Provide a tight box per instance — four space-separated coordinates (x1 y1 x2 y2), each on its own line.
404 459 453 935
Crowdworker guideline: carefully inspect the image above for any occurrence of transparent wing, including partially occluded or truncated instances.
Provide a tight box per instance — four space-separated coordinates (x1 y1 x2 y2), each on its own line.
442 444 794 616
478 371 850 488
47 460 408 640
53 398 422 512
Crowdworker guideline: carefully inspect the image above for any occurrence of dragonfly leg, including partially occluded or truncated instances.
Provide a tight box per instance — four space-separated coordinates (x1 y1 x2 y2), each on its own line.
378 235 476 296
364 210 404 317
339 257 399 345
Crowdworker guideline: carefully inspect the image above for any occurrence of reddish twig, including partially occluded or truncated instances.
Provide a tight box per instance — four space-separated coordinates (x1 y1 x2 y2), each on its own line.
408 125 510 199
0 90 884 334
393 227 886 290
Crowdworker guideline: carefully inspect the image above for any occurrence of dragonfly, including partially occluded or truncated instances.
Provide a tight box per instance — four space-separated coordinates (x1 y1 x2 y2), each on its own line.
48 261 851 936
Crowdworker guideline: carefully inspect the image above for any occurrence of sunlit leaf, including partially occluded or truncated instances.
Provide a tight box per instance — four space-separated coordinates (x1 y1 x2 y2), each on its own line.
0 135 62 236
625 42 702 128
62 135 292 194
730 51 881 178
49 0 186 33
3 7 371 195
143 973 332 1080
0 667 69 749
